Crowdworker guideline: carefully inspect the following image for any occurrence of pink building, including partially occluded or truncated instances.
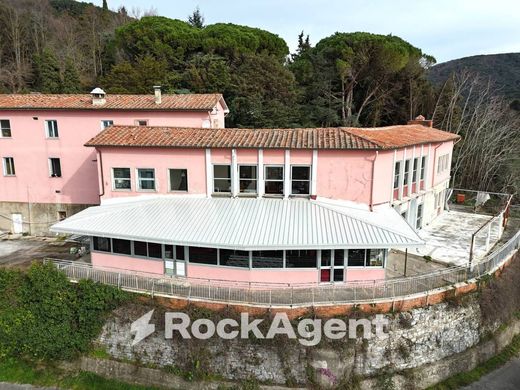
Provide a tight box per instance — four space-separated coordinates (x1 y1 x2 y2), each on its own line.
51 119 459 285
0 88 228 234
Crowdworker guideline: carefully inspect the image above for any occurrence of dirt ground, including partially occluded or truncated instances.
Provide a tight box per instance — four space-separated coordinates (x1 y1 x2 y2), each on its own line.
0 236 90 270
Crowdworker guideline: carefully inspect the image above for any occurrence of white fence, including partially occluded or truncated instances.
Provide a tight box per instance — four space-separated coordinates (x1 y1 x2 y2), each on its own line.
45 229 520 307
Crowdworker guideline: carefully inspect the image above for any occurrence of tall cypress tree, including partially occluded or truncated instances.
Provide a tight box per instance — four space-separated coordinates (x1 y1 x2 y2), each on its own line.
33 49 62 93
62 59 82 93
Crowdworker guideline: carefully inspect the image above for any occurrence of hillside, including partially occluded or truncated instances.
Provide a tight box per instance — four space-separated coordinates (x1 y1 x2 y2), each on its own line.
429 53 520 101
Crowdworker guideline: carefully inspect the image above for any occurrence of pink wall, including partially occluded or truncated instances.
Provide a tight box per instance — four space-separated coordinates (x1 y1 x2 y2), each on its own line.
317 150 373 204
92 251 164 275
346 268 385 281
99 147 207 198
0 109 218 205
432 141 453 187
188 264 319 284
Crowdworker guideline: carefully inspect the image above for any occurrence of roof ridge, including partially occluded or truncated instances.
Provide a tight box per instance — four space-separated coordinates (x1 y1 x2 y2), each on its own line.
340 127 383 148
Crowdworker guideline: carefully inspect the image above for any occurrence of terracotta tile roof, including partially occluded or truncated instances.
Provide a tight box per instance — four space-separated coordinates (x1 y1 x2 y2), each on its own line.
85 124 460 150
0 93 224 111
348 125 460 149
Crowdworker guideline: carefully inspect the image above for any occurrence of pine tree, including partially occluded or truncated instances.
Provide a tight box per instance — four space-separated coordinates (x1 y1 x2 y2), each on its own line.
102 0 108 11
62 59 81 93
32 49 62 93
188 7 204 28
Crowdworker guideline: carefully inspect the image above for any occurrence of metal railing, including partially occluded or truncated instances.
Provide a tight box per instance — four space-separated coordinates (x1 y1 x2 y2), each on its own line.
45 230 520 307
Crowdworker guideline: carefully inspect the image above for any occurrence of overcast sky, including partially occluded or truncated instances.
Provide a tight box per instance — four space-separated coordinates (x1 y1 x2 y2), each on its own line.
86 0 520 63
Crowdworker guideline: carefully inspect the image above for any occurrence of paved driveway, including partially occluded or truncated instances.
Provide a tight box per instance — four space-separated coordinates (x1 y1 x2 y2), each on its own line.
462 357 520 390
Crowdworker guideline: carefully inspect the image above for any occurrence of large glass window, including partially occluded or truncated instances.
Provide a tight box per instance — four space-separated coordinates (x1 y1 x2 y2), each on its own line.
213 165 231 193
416 204 423 229
0 120 11 137
264 166 284 195
252 250 283 268
347 249 366 267
368 249 384 267
189 247 218 265
291 166 311 195
2 157 15 176
148 243 162 258
113 168 131 190
93 237 111 252
133 241 148 257
393 161 401 189
239 165 257 194
113 239 131 255
220 249 249 268
404 160 410 186
137 168 155 190
286 250 317 268
169 169 188 191
49 158 62 177
45 120 59 138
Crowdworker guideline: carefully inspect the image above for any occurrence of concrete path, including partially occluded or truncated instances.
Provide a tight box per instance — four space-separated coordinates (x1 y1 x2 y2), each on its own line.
0 384 58 390
462 357 520 390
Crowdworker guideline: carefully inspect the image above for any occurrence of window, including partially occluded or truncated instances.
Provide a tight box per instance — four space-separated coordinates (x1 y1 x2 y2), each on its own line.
291 166 311 195
133 241 161 258
0 120 11 137
113 239 131 255
45 120 59 138
286 250 317 268
412 157 419 182
101 120 114 130
437 154 450 173
49 158 62 177
113 168 131 190
404 160 411 186
265 165 284 195
416 204 423 229
189 247 218 265
137 168 155 190
169 169 188 191
347 249 384 267
176 245 185 260
252 250 283 268
239 165 257 194
2 157 15 176
368 249 384 267
420 156 427 180
57 211 67 221
213 165 231 193
93 237 111 252
220 249 249 268
347 249 366 267
393 161 401 189
135 120 148 126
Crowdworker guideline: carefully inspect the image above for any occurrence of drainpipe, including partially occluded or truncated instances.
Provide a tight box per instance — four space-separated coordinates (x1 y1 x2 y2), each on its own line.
369 151 379 211
97 149 105 199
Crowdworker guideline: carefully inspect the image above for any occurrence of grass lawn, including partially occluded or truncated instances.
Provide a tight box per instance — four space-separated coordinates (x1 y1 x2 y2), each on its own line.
0 358 164 390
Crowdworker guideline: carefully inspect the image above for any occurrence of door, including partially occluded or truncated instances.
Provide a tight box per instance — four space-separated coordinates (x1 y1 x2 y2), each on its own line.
320 250 345 283
164 245 186 277
12 213 23 234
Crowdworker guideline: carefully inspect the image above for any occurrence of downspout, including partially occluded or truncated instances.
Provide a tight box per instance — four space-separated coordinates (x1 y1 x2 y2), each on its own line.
369 150 379 211
97 149 105 199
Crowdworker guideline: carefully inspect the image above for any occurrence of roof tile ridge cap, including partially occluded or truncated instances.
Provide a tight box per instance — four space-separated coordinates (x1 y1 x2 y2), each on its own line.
340 127 381 148
311 201 424 242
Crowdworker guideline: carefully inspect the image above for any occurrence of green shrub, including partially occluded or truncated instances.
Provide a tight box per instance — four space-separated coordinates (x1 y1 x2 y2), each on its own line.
0 262 129 361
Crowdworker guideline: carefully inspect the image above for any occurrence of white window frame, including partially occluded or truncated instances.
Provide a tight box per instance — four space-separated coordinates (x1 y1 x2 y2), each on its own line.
101 120 114 130
345 249 386 268
168 168 188 192
416 203 423 229
213 164 232 194
238 164 257 194
420 156 427 181
45 120 59 138
412 157 419 183
48 157 62 177
264 165 284 196
112 167 131 191
393 161 401 190
2 157 15 176
136 168 156 191
290 165 311 196
0 119 11 138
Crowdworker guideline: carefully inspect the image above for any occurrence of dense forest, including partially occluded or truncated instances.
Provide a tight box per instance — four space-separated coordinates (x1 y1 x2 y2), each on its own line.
0 0 518 198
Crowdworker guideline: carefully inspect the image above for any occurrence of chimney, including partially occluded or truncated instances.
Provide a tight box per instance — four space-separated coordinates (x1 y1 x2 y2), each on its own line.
90 87 106 106
153 86 162 104
408 115 433 128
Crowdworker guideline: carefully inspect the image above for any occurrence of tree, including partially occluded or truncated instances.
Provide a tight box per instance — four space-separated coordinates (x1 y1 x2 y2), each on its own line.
102 0 108 11
188 6 204 29
32 49 61 93
62 58 81 93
